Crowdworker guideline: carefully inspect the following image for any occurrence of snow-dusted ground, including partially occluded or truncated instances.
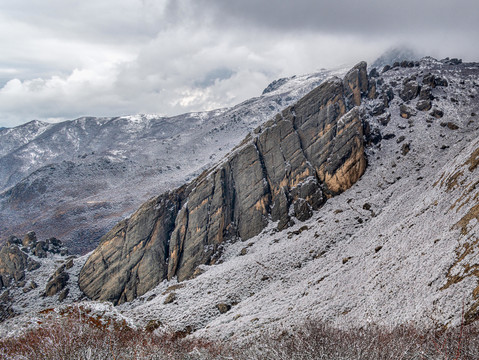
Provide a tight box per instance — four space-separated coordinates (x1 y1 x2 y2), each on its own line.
2 58 479 344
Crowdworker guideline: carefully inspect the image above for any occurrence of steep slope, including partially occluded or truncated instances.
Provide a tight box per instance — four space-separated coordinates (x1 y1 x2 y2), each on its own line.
78 63 371 305
113 57 479 341
0 69 344 253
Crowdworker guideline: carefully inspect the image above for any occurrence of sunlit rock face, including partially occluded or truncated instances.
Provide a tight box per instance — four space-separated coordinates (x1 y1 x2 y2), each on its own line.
79 63 369 305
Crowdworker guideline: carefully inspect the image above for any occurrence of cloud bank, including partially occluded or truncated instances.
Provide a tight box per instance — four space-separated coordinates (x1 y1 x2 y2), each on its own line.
1 0 478 127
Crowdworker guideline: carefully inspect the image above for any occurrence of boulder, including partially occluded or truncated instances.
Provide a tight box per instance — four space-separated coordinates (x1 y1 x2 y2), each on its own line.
423 73 448 88
216 303 231 314
0 244 29 286
164 292 176 304
416 100 432 111
45 271 69 297
6 236 21 246
400 104 417 119
430 109 444 118
33 242 47 258
400 81 420 101
378 113 391 126
369 68 380 78
58 288 69 302
419 86 433 101
22 231 37 248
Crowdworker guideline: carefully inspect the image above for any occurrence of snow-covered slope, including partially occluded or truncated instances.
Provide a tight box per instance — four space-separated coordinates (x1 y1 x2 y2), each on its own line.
1 57 479 345
0 68 345 253
114 57 479 342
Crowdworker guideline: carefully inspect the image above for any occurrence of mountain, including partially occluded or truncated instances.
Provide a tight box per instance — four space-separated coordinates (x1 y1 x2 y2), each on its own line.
78 62 371 305
0 69 342 253
1 56 479 346
372 46 422 69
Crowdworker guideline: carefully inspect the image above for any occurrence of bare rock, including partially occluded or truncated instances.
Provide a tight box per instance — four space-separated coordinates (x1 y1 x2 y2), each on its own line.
343 61 368 108
79 63 369 305
400 81 420 101
216 303 231 314
22 231 37 248
164 292 176 304
400 104 417 119
0 244 29 286
58 288 69 302
423 73 448 88
430 109 444 118
45 267 69 297
416 100 432 111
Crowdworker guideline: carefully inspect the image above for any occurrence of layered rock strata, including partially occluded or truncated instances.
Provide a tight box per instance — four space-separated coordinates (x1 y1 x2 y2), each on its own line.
78 63 370 305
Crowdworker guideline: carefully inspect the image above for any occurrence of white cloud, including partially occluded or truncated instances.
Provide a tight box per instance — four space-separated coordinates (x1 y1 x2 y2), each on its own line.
0 0 478 128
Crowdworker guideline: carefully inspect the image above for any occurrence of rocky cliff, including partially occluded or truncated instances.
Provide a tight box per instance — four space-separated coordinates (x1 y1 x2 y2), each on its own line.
78 63 370 305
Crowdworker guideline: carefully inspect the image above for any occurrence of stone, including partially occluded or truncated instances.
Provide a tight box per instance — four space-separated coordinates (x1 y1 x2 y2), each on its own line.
0 244 29 286
65 258 74 269
23 280 38 293
78 63 369 305
216 303 231 314
58 288 69 302
442 122 459 130
400 81 420 101
164 292 176 304
382 65 391 73
45 269 69 296
6 236 21 246
33 242 47 258
423 73 448 88
343 61 368 108
371 101 386 116
400 104 417 119
419 86 433 101
27 259 40 271
402 143 411 156
378 113 391 126
416 100 432 111
430 109 444 118
22 231 37 248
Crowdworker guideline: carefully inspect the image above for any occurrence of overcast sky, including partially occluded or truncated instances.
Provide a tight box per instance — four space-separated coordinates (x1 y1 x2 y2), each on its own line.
1 0 478 128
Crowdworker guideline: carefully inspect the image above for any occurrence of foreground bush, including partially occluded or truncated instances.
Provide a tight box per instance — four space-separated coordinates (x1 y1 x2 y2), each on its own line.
2 309 479 360
0 306 228 360
243 321 479 360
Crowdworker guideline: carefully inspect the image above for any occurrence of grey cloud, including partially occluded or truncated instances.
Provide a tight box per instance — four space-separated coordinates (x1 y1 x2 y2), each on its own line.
193 0 479 35
194 68 235 88
0 0 478 128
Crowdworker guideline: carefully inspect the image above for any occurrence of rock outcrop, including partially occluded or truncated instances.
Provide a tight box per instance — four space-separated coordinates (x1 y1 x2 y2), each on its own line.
78 63 370 305
0 232 67 289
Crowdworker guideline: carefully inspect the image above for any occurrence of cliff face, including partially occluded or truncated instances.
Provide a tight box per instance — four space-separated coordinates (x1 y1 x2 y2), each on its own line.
78 63 369 305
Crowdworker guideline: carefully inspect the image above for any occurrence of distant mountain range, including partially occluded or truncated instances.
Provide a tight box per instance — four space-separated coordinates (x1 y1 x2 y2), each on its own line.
0 68 344 253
